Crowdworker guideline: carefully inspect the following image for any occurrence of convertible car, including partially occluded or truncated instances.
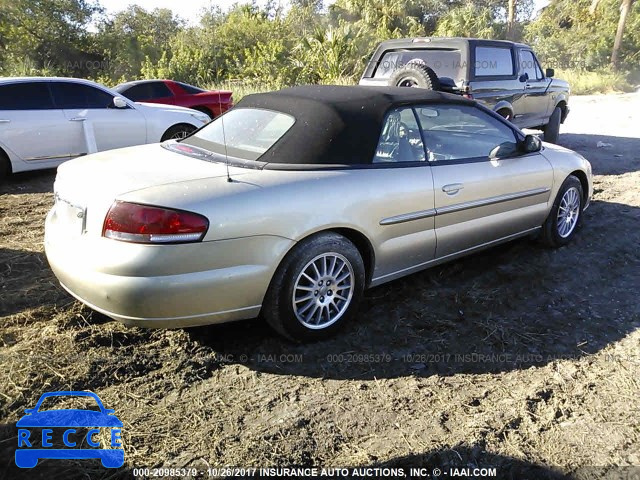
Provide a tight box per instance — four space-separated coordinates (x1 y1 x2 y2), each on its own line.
45 86 592 342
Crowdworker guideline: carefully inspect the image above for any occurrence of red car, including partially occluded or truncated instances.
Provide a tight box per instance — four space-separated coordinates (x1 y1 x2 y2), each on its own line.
114 80 232 119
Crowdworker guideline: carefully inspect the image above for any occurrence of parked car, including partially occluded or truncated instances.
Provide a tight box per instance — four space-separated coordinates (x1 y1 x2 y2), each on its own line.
45 86 592 342
359 38 570 143
114 79 232 119
0 77 211 181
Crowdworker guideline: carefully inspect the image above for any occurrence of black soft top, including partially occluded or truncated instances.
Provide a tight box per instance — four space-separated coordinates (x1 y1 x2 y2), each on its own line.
236 85 473 166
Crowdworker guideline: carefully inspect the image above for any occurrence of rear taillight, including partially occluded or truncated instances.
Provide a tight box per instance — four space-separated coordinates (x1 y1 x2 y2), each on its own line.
103 201 208 244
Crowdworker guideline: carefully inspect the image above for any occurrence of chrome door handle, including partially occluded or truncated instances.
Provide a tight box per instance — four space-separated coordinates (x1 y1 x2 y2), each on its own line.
0 119 10 123
525 84 535 89
70 117 86 122
442 183 464 195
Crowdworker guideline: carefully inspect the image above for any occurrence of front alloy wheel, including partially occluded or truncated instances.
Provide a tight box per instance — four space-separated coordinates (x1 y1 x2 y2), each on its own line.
541 175 584 247
263 232 365 342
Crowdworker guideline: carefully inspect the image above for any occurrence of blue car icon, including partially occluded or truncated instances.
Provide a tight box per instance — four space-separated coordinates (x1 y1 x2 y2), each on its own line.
16 391 124 468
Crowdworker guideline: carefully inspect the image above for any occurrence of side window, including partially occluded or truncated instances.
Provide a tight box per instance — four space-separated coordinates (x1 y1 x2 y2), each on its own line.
519 50 543 80
415 104 518 162
52 82 114 109
177 82 205 94
0 82 55 110
150 82 173 98
475 47 514 77
373 107 425 163
121 84 149 101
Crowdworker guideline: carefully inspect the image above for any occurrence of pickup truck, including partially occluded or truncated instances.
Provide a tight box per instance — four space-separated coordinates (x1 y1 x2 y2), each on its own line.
359 37 570 143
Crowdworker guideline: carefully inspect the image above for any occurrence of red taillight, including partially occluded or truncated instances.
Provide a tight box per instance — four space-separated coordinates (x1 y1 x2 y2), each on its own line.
103 201 209 244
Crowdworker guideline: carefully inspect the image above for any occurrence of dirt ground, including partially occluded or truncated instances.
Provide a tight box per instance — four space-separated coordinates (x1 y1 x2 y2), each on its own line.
0 93 639 480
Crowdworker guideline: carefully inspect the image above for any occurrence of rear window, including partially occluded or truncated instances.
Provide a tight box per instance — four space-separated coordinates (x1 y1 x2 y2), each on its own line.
177 82 205 94
182 108 295 161
475 47 514 77
374 49 464 81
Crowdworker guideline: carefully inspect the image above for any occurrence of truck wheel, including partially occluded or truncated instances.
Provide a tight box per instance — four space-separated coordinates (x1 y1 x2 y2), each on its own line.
389 62 441 91
543 107 562 144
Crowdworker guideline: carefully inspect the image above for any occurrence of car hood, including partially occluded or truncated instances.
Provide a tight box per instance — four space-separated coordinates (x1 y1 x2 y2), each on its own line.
16 409 123 427
550 78 570 90
136 102 200 114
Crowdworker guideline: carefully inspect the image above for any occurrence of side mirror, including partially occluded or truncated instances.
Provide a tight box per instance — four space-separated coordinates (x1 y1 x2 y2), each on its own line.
113 96 128 109
545 68 555 78
489 141 519 159
522 134 542 153
519 73 529 83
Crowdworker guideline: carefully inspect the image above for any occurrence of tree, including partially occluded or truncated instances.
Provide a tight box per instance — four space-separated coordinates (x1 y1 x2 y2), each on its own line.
507 0 517 39
611 0 635 69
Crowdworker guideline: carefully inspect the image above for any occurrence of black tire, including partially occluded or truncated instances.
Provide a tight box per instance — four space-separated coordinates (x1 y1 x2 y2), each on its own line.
262 232 365 342
388 62 441 90
0 149 11 183
161 124 197 142
543 106 562 144
540 175 584 248
497 109 513 122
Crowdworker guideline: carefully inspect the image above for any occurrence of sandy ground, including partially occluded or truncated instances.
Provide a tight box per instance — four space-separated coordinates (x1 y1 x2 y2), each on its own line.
0 93 639 480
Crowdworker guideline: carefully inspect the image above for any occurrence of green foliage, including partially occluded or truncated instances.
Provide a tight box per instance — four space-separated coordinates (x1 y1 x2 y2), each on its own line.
0 0 637 93
525 0 640 72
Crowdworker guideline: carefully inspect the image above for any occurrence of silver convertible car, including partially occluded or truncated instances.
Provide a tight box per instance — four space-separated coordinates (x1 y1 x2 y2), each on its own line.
45 86 592 341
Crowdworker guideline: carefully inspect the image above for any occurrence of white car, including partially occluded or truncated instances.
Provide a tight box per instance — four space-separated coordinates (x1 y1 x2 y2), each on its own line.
0 77 211 180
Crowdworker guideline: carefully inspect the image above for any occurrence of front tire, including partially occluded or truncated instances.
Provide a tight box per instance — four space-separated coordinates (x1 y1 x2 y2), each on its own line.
540 175 584 248
161 124 197 141
543 106 562 144
262 232 365 342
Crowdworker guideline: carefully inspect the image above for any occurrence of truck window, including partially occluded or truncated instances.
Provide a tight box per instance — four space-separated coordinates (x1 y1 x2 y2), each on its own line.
475 47 514 77
519 50 543 80
374 49 464 81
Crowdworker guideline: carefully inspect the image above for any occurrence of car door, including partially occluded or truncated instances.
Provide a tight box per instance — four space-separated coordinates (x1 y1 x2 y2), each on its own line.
0 81 77 165
368 106 437 283
50 81 147 153
469 44 527 127
517 49 552 127
415 104 554 258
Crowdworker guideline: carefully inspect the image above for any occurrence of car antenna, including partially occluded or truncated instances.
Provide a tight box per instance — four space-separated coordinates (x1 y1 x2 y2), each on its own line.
217 88 232 182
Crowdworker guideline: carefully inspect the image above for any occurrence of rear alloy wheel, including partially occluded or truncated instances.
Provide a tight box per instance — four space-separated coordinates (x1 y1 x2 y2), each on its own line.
543 106 562 144
263 232 365 342
162 124 197 141
541 175 584 248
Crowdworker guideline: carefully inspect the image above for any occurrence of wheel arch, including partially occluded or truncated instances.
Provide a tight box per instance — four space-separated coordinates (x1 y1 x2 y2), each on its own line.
161 122 198 142
493 101 514 120
569 169 589 205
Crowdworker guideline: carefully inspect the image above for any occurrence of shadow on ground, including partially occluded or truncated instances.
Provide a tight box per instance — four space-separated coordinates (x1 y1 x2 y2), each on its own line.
185 199 640 380
558 133 640 175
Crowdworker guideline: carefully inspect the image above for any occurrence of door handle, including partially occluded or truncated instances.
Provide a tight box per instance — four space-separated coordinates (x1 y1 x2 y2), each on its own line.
525 84 535 89
70 117 86 122
0 119 10 123
442 183 464 195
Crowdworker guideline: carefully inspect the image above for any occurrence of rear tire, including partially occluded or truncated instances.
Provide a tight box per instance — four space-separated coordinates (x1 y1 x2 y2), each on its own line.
388 62 441 90
543 106 561 144
0 149 11 183
540 175 584 248
161 124 197 141
262 232 365 342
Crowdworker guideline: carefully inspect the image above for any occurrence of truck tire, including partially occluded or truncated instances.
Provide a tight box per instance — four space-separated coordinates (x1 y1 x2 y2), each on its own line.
543 107 562 144
388 62 441 91
0 149 11 183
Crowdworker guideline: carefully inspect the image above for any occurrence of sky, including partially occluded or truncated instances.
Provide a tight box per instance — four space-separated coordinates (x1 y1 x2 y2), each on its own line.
98 0 551 23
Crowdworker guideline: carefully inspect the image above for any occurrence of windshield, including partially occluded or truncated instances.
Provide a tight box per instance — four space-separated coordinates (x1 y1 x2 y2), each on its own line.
182 108 295 161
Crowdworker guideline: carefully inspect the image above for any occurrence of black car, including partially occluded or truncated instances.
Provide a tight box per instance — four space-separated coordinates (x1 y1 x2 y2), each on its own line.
359 37 570 143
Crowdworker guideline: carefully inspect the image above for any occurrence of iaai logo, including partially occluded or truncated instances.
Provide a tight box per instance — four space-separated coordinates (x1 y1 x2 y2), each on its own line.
15 391 124 468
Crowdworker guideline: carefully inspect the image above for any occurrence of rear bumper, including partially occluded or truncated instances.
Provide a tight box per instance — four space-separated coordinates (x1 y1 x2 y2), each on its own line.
45 209 294 327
